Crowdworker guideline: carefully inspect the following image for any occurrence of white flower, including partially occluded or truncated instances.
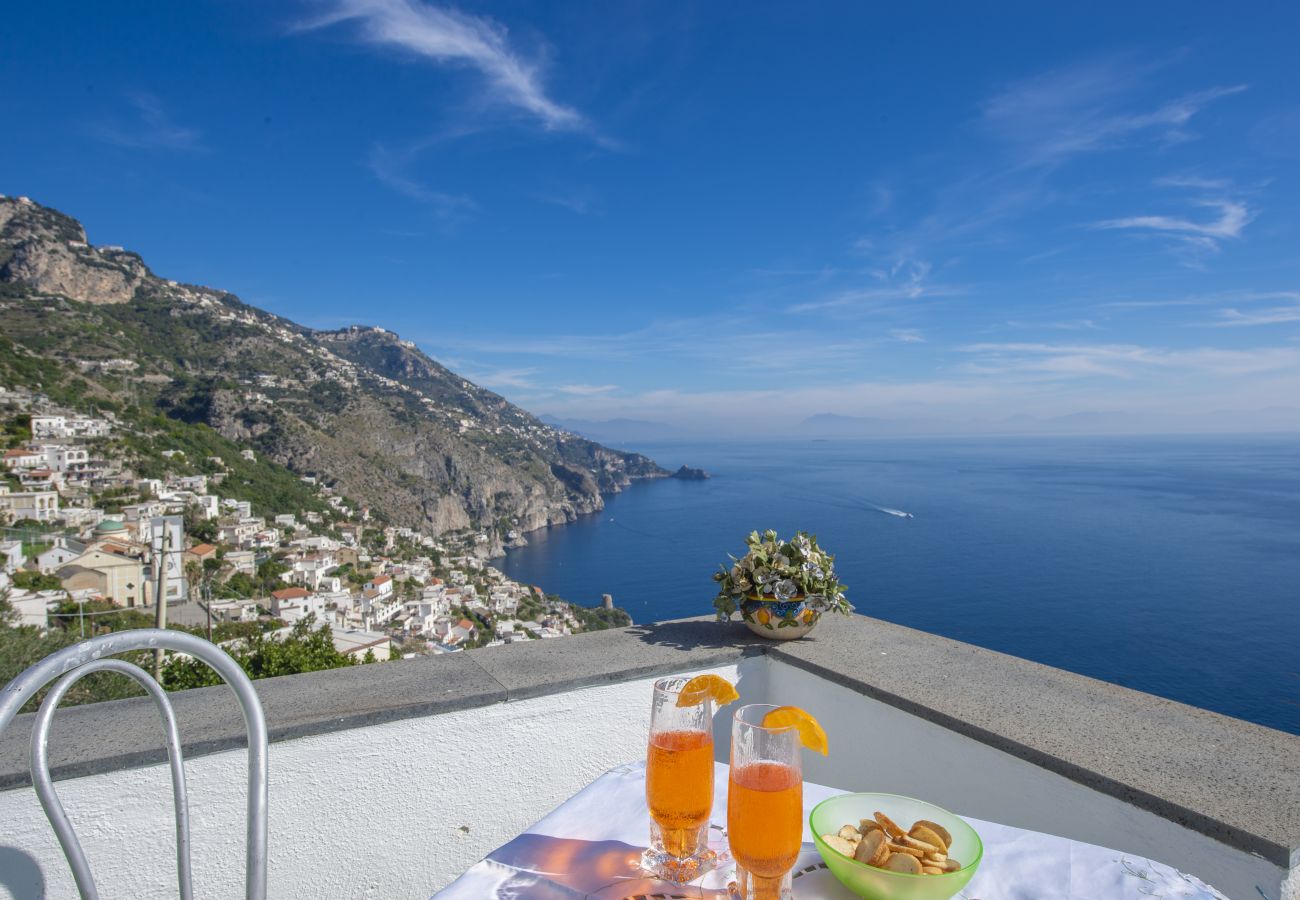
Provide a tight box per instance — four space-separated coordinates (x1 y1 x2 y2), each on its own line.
802 561 824 580
774 578 798 600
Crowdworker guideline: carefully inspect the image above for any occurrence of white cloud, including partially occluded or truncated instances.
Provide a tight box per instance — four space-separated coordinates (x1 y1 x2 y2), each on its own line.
1095 199 1250 244
91 93 205 152
557 383 618 395
366 144 476 215
300 0 584 131
889 329 926 343
790 255 962 315
960 342 1300 378
1209 293 1300 327
982 56 1246 166
460 367 537 389
1004 319 1099 331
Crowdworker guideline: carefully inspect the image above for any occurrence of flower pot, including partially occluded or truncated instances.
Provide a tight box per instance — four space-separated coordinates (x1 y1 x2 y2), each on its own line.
740 595 821 640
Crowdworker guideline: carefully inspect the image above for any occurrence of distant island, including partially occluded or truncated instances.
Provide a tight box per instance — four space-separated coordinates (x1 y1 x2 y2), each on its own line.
670 465 710 480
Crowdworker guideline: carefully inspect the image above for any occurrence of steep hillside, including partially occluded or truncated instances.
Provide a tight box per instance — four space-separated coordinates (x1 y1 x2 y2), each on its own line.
0 194 666 539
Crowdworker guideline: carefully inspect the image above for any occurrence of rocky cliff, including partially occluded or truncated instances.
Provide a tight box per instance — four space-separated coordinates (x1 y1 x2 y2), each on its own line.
0 194 667 538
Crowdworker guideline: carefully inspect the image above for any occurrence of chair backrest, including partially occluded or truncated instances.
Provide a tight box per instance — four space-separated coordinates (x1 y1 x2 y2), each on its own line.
0 628 268 900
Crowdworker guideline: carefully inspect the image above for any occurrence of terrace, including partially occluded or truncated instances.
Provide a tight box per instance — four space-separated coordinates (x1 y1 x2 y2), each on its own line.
0 614 1297 899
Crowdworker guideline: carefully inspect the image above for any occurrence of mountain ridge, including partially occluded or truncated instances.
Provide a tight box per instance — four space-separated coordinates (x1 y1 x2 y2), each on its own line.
0 194 668 544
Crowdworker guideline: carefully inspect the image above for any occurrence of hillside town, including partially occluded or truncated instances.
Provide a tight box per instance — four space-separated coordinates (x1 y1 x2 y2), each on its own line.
1 385 626 666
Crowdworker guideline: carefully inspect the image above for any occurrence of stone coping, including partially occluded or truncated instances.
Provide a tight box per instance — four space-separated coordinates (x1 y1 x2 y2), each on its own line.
0 615 1296 869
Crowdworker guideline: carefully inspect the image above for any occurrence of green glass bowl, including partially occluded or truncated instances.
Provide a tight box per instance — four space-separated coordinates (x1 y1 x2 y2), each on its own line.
810 793 982 900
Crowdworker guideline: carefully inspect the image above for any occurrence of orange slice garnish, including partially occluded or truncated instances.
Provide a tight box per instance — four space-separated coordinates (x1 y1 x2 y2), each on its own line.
761 706 829 755
676 674 740 708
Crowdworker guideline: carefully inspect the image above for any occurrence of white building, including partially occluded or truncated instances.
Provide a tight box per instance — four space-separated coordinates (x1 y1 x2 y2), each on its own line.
208 599 260 623
329 627 394 661
30 414 111 439
0 488 60 523
363 575 393 599
3 448 44 470
0 541 25 574
38 445 89 472
270 589 327 625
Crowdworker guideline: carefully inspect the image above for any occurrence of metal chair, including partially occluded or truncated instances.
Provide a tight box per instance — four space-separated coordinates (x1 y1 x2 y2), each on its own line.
0 629 268 900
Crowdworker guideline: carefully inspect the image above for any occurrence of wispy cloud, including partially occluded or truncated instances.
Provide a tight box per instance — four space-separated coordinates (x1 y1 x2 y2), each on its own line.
416 314 895 379
366 143 476 216
557 383 618 395
982 56 1246 167
533 187 600 215
1004 319 1100 331
789 255 962 315
91 92 205 152
458 367 537 389
1206 292 1300 327
889 328 926 343
298 0 584 131
1095 199 1250 249
960 341 1300 378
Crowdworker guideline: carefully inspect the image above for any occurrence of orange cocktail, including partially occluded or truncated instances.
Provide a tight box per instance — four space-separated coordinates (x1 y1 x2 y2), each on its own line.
727 704 824 900
727 760 802 881
641 675 735 882
647 728 714 855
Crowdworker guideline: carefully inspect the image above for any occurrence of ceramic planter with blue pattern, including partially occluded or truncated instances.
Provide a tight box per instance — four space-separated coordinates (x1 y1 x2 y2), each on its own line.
740 595 821 640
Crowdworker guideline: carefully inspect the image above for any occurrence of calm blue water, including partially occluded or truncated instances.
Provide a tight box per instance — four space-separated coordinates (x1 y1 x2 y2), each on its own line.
502 435 1300 734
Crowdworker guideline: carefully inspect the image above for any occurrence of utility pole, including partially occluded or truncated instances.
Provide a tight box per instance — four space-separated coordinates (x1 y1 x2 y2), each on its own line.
152 518 169 680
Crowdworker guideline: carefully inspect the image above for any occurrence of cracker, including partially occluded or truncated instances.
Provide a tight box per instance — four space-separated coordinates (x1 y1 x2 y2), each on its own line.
822 834 856 857
854 829 889 867
910 824 948 855
873 811 906 839
915 819 952 848
883 852 921 874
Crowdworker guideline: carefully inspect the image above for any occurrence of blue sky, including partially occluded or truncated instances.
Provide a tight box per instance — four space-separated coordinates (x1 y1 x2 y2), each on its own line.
4 2 1300 433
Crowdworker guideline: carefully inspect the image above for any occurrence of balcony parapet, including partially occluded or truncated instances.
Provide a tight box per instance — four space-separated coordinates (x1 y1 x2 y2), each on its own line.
1 615 1296 877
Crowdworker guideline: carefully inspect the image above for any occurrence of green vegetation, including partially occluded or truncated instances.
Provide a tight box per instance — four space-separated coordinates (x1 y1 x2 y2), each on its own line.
161 617 356 689
572 604 632 631
0 595 361 711
12 570 63 592
114 411 332 520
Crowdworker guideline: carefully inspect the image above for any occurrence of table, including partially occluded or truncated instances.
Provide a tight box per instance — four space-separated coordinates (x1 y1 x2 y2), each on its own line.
436 760 1227 899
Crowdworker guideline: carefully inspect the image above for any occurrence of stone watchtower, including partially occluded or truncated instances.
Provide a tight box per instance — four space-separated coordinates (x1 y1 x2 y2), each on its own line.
602 594 614 610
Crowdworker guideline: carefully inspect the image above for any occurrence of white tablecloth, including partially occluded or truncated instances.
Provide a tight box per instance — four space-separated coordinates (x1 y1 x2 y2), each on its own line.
435 760 1227 899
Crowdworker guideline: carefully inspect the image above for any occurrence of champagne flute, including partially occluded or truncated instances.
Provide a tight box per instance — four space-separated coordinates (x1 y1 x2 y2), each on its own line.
728 704 803 899
642 676 719 882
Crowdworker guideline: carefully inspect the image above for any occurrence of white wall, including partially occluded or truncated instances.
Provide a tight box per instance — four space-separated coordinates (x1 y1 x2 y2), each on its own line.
0 664 741 900
0 656 1290 900
761 658 1289 900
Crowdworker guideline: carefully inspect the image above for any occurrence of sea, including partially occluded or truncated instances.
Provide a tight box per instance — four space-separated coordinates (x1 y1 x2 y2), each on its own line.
500 434 1300 735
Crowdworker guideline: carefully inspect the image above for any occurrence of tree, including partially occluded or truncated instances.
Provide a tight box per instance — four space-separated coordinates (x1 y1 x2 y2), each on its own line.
183 506 217 544
13 570 63 592
161 617 356 690
50 598 153 635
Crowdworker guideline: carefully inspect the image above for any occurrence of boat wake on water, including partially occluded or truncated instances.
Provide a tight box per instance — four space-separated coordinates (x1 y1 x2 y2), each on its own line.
872 505 914 519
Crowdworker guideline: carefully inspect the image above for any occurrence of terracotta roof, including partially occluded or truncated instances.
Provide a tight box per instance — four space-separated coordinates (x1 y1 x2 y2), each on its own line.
271 587 310 600
3 449 37 459
188 543 216 556
456 618 475 631
371 575 392 585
